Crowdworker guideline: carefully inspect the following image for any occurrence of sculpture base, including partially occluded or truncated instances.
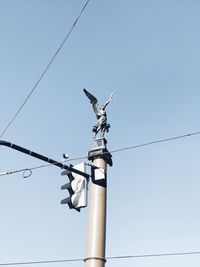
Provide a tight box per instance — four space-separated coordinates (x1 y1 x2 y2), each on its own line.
88 138 113 167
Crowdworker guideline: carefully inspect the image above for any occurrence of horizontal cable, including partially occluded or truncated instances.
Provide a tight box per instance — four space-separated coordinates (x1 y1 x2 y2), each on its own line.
0 251 200 265
107 251 200 260
0 258 82 266
0 130 200 177
110 131 200 154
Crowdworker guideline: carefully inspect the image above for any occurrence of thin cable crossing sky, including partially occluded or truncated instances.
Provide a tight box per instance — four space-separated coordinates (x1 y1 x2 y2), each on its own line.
0 0 91 139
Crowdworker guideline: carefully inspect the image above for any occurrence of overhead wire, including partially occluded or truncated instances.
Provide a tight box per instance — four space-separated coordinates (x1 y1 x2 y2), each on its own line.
0 169 32 178
110 130 200 154
106 251 200 260
0 0 91 139
0 251 200 265
0 130 199 178
0 258 82 266
0 3 198 266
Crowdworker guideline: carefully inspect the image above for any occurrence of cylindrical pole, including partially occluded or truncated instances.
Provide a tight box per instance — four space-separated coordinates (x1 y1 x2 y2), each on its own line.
85 156 107 267
85 137 112 267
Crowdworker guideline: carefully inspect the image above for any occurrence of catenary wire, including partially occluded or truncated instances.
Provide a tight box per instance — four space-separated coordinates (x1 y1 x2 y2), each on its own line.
0 0 91 139
0 251 200 265
0 130 199 177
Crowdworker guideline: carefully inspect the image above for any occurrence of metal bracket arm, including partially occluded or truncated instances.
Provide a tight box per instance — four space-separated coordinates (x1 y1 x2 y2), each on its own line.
0 140 89 179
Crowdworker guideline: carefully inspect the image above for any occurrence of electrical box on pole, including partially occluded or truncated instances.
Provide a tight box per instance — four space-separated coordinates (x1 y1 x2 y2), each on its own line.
61 162 88 212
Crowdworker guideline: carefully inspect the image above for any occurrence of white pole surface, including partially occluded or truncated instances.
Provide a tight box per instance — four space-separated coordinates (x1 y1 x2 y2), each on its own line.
85 157 107 267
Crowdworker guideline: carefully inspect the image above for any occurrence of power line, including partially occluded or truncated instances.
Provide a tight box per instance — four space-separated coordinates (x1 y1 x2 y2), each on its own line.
110 131 200 154
0 258 82 266
0 169 32 178
107 251 200 260
0 130 200 178
0 0 91 139
0 251 200 265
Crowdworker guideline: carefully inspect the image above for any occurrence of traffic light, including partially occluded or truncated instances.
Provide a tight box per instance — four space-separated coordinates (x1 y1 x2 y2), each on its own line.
61 162 87 212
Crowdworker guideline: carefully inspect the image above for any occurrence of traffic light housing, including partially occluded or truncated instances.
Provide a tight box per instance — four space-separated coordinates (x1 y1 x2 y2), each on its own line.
61 162 87 212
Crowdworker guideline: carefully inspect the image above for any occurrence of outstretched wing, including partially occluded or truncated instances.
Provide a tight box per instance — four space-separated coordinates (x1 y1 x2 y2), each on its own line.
83 89 98 105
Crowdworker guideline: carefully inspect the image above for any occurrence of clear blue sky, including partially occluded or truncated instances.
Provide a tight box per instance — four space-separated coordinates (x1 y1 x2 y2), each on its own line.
0 0 200 266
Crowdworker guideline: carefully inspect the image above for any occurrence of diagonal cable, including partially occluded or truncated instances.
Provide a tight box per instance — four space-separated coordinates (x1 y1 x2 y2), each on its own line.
0 0 91 138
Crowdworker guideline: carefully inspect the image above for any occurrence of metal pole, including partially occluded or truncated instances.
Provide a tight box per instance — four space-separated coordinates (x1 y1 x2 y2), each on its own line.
85 138 112 267
0 140 89 178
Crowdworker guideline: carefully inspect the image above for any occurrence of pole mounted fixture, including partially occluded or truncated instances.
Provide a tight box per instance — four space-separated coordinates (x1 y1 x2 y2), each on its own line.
61 162 88 212
0 140 89 212
0 140 89 179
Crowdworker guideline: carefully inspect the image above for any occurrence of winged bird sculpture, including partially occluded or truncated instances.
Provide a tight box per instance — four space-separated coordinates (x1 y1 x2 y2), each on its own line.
83 89 114 139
